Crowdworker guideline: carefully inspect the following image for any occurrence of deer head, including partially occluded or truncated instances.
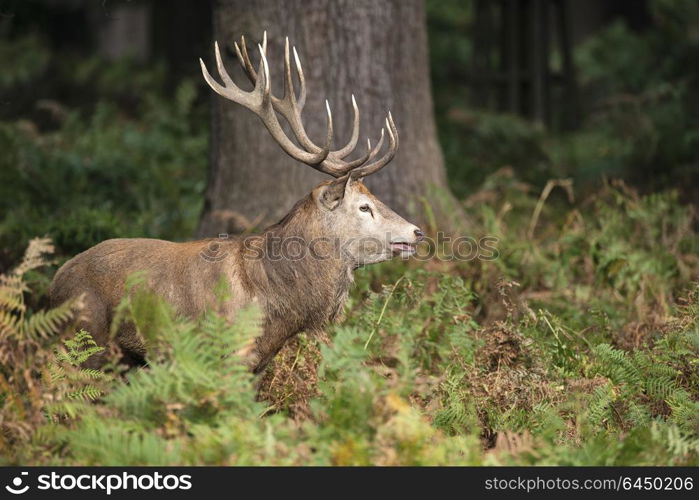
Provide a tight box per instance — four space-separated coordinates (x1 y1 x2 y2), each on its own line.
200 32 424 266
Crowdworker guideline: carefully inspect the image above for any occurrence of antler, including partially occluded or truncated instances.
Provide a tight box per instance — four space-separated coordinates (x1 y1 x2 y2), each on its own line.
200 31 398 179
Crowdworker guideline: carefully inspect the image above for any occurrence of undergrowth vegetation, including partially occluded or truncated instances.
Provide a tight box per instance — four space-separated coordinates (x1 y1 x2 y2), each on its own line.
0 41 207 271
1 0 698 467
1 176 697 465
428 0 699 198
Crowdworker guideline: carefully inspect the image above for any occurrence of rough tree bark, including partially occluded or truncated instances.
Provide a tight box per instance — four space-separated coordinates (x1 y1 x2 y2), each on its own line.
198 0 455 237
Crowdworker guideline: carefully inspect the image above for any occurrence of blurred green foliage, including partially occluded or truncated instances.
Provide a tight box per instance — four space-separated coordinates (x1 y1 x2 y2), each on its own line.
0 36 207 271
1 0 699 466
0 35 49 89
1 0 698 268
2 175 698 465
427 0 699 197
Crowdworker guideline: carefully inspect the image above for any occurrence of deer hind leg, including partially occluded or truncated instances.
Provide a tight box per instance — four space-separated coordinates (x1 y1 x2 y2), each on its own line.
70 292 146 369
110 317 147 368
251 321 297 374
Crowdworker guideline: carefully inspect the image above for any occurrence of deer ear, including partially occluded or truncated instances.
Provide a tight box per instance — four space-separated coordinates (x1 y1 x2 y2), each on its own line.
319 174 353 210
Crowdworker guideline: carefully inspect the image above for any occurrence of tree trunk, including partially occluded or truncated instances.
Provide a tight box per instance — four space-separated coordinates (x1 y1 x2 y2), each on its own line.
88 2 151 62
198 0 455 237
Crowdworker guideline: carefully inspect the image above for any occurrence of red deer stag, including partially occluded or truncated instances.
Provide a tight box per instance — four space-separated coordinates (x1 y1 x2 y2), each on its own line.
50 32 424 372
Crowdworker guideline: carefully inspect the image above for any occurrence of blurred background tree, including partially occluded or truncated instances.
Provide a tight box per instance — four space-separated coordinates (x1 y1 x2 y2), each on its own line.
429 0 699 196
0 0 698 269
198 0 452 236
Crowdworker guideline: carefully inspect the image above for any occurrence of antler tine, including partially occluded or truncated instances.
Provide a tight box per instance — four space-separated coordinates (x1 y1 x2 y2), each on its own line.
235 36 304 113
258 44 271 104
282 37 295 104
291 46 306 111
202 32 399 179
232 34 328 156
342 137 373 169
231 33 365 174
328 94 360 161
199 52 255 110
235 31 267 80
367 128 386 163
255 45 330 164
337 129 385 173
280 42 362 167
349 113 398 179
201 41 330 167
234 36 256 81
214 41 236 88
321 125 387 177
280 38 326 154
324 100 334 152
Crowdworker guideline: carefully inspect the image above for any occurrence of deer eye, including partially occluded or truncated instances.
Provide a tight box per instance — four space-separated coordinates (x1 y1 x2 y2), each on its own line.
359 204 372 214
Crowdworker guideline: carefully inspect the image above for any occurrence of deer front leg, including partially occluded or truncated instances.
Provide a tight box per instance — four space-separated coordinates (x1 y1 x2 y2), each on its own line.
249 319 298 374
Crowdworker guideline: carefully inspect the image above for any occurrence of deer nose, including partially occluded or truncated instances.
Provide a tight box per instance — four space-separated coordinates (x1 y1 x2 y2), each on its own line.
414 229 425 241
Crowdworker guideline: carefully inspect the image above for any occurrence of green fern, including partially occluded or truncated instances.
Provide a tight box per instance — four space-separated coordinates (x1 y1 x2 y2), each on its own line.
0 238 94 462
0 238 82 355
586 382 617 429
42 330 108 422
433 367 476 435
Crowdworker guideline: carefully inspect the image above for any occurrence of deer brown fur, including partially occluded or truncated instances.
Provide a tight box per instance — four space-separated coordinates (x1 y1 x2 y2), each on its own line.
49 33 423 372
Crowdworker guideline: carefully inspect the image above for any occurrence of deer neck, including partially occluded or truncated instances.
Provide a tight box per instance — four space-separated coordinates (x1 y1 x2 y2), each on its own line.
252 197 354 328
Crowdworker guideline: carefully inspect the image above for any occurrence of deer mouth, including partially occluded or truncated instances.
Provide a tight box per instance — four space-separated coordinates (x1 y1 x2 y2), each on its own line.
390 242 416 255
